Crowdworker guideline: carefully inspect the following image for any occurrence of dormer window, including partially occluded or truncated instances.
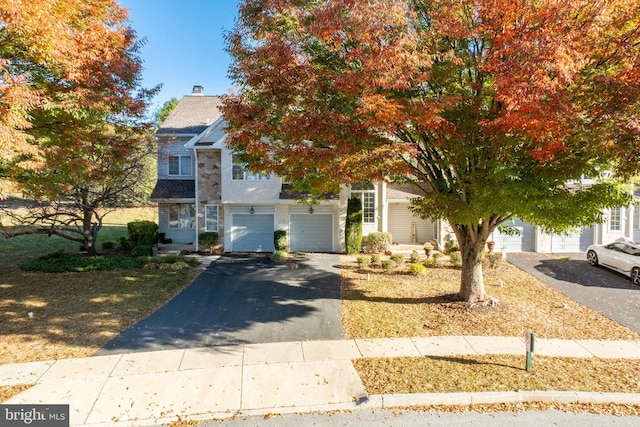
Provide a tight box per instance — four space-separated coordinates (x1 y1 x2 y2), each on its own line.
232 154 269 181
169 155 192 176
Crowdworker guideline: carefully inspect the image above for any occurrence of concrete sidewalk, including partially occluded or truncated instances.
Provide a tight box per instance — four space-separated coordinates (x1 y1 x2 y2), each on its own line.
2 336 640 426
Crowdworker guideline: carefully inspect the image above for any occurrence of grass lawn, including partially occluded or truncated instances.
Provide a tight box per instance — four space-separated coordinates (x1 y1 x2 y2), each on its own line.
0 207 199 364
342 253 640 401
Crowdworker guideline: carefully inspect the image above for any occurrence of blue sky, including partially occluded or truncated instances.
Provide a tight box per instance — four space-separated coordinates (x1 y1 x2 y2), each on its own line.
121 0 241 110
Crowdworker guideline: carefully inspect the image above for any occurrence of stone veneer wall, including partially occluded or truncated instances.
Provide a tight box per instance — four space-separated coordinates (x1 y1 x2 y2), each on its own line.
197 150 224 250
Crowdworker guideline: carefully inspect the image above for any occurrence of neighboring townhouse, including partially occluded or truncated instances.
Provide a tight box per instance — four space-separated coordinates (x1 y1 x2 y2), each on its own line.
151 87 638 253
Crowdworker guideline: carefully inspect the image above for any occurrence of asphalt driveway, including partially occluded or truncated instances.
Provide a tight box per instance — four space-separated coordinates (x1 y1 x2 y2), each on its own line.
98 253 344 354
508 252 640 334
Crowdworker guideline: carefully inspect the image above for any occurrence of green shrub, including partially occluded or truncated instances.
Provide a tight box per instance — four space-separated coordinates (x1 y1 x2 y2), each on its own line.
367 232 392 254
356 256 370 268
408 263 427 275
424 256 437 268
127 221 158 247
131 245 153 257
345 197 363 254
274 230 287 252
390 254 405 266
143 255 200 267
410 251 421 264
271 250 288 261
199 232 219 254
483 252 503 269
118 236 133 252
21 251 139 272
370 253 381 265
449 251 462 268
101 241 116 250
381 259 397 272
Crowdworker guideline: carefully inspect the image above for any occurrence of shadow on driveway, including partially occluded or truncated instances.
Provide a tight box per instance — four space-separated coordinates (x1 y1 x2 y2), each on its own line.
508 253 640 334
97 253 344 355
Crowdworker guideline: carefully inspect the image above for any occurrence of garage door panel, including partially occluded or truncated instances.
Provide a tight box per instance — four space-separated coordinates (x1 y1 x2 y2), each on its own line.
492 219 535 252
232 214 275 252
388 204 435 244
552 227 594 252
290 214 333 252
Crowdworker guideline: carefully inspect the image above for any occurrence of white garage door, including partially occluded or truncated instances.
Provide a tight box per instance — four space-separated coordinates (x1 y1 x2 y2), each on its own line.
388 203 435 244
551 227 594 252
231 214 275 252
290 214 333 252
491 218 535 252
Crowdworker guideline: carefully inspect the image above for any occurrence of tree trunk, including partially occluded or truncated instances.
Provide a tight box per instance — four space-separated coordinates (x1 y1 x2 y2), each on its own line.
454 227 489 303
82 206 99 256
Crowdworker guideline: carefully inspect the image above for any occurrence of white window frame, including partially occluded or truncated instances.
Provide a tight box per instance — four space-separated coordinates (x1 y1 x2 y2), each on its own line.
609 207 622 231
231 154 269 181
634 204 640 230
168 155 192 176
351 184 375 224
169 204 195 229
205 205 219 232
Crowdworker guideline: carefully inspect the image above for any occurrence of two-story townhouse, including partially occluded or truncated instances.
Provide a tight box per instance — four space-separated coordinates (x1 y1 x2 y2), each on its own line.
151 87 443 252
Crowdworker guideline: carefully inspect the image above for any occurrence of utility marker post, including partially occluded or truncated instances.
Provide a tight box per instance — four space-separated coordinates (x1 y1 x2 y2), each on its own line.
525 331 535 372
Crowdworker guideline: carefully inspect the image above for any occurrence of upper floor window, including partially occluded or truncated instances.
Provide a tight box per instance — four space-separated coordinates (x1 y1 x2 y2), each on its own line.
610 207 622 231
232 154 269 181
351 182 375 224
169 155 192 176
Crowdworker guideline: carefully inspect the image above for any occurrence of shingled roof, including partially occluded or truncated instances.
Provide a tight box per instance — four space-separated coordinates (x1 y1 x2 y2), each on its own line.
386 183 426 200
150 180 195 201
157 95 224 135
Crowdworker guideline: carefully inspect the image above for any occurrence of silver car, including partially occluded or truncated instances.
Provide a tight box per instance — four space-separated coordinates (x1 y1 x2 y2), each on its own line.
586 238 640 285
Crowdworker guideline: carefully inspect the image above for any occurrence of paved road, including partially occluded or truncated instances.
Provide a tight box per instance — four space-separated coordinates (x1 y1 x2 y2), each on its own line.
204 408 640 426
508 252 640 334
98 253 344 354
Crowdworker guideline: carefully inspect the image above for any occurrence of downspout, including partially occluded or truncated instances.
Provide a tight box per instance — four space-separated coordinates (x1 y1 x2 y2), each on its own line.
194 148 199 252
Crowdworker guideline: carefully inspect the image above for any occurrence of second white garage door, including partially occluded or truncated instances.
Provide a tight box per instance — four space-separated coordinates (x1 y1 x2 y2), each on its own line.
551 227 594 252
387 203 436 244
231 214 275 252
290 214 333 252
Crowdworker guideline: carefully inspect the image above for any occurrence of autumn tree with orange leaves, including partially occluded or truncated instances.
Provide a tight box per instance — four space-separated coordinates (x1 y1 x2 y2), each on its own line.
223 0 640 303
0 0 158 255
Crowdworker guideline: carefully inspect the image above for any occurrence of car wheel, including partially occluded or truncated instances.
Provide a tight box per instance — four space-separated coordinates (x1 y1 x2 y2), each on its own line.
632 267 640 286
587 250 599 266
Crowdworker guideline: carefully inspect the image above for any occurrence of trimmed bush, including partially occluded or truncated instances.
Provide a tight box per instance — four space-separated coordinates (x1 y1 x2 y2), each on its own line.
424 256 437 268
345 197 363 254
390 254 405 266
101 241 116 250
199 232 219 254
142 255 200 267
356 256 370 269
408 263 427 275
131 244 153 257
410 251 421 264
274 230 287 252
449 251 462 268
483 252 503 269
21 251 139 273
271 250 288 261
370 253 381 265
127 221 158 247
381 259 397 272
367 232 392 254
